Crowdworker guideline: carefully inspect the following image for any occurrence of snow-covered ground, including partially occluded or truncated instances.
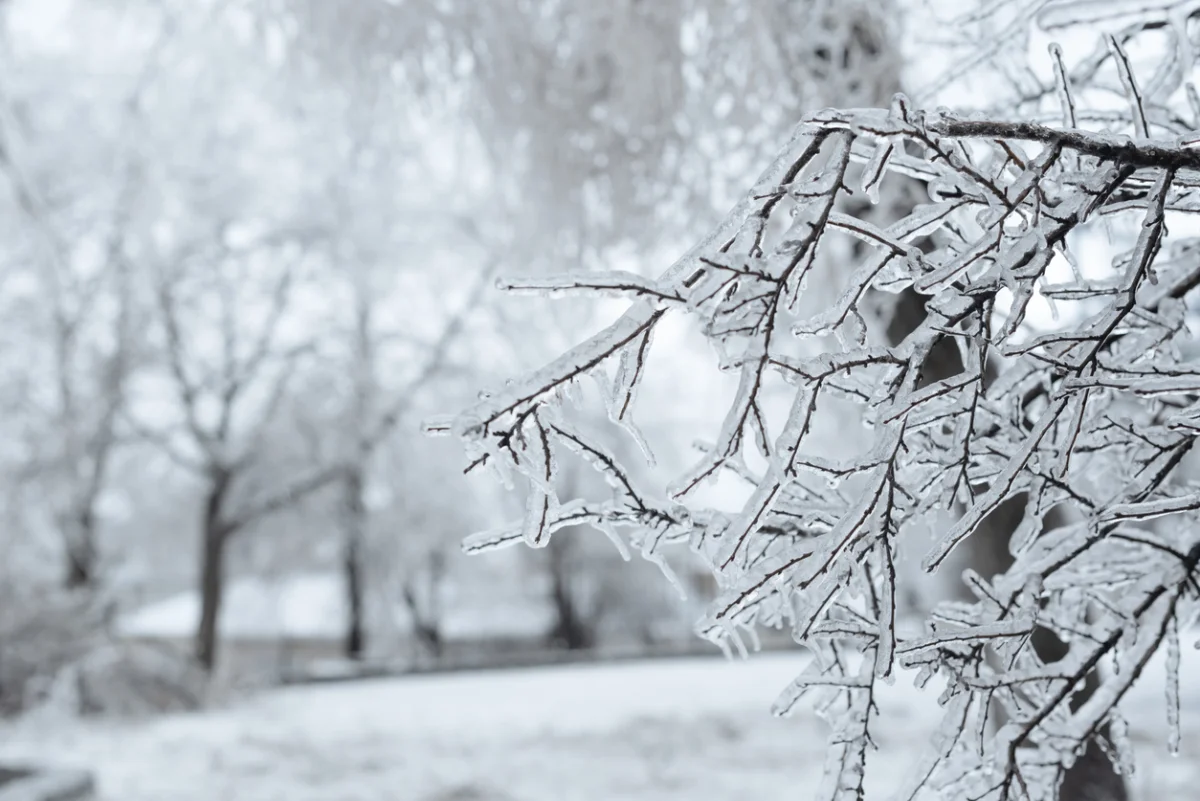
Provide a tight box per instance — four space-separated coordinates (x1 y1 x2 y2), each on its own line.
2 648 1200 801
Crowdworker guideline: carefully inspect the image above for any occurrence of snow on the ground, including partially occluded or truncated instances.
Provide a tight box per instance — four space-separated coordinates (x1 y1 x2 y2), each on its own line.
2 648 1200 801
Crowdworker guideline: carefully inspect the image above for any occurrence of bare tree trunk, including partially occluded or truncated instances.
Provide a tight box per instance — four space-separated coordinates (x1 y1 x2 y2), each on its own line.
401 590 443 660
546 535 597 651
64 508 97 590
400 552 445 660
194 469 232 673
341 466 367 660
343 288 373 661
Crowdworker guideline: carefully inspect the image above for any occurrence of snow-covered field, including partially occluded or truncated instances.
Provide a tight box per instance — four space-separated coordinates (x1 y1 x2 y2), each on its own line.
2 650 1199 800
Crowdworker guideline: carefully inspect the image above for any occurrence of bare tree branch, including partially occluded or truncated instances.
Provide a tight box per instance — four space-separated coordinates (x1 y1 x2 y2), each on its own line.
220 462 347 535
440 38 1200 800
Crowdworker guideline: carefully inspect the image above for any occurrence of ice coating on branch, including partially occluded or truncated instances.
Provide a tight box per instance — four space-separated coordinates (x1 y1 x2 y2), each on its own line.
606 329 658 466
438 20 1200 801
1167 613 1182 755
497 271 685 306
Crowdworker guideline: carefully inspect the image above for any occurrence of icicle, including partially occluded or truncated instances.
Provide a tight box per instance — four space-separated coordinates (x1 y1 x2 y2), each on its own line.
719 615 750 660
1107 712 1136 777
860 139 895 204
644 550 686 600
522 489 554 548
597 519 632 562
561 378 585 409
617 416 657 467
1167 614 1181 755
969 693 989 757
489 448 516 491
847 308 868 348
711 631 734 661
742 622 762 653
608 331 658 466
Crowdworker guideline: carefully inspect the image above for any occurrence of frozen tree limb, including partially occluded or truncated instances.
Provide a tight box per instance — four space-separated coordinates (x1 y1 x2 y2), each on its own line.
432 10 1200 801
438 80 1200 801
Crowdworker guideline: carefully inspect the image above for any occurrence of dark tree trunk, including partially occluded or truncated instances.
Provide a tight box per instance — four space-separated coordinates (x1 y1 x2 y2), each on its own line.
195 469 232 673
403 591 443 659
546 536 596 651
417 622 442 658
401 553 446 661
343 547 365 660
64 508 97 590
341 467 367 660
65 553 92 590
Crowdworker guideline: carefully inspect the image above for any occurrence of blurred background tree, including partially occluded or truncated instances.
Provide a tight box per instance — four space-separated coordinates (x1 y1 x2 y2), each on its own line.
0 0 939 710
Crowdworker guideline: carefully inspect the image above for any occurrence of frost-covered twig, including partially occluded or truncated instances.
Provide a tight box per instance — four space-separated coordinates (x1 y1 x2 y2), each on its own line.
437 22 1200 801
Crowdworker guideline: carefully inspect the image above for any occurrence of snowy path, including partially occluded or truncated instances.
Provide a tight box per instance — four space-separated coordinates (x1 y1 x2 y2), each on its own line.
1 651 1198 800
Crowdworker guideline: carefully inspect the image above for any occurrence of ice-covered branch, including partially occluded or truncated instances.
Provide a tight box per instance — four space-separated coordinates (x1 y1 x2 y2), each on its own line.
438 29 1200 801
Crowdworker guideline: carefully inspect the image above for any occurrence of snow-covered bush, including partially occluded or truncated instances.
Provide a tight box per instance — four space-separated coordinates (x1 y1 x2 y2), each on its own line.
0 589 100 715
71 641 206 717
0 587 205 718
434 4 1200 800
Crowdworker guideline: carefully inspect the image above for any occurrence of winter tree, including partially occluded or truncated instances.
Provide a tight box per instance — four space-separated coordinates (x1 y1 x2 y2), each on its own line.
246 0 538 661
332 250 494 660
436 2 1200 799
0 1 172 590
110 8 355 672
139 227 348 673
